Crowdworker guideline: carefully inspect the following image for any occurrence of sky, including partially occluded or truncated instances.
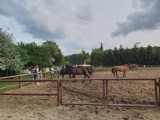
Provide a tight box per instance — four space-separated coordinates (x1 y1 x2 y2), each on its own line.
0 0 160 56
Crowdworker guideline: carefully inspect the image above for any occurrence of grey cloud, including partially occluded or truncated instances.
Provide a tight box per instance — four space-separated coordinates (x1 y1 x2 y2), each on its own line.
111 0 160 37
24 24 65 39
0 0 92 40
0 1 15 16
76 5 92 24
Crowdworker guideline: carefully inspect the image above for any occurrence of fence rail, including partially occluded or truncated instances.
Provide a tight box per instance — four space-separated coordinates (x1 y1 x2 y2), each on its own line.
0 71 60 90
0 76 160 107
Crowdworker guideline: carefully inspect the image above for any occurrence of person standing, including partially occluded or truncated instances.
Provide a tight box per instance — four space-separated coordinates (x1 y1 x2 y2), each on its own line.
35 65 40 85
35 65 39 79
39 69 43 79
31 66 36 80
50 66 55 78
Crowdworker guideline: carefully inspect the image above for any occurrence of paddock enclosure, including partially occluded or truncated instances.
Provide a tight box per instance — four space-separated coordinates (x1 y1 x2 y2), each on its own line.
1 68 160 107
1 68 160 119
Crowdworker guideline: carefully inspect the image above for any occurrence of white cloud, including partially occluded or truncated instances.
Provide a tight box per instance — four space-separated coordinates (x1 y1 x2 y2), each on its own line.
0 0 160 56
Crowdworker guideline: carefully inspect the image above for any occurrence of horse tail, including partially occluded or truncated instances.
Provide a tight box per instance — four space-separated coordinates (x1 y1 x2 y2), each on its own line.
111 68 114 74
86 69 90 78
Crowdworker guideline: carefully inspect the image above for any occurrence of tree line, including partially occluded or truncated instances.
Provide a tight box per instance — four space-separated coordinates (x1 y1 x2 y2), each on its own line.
1 29 160 76
65 43 160 67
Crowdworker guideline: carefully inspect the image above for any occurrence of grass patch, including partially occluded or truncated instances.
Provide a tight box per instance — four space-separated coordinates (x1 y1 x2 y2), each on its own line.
0 72 60 92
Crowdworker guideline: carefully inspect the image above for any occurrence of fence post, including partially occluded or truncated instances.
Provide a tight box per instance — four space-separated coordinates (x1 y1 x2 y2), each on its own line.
43 72 46 78
154 79 158 106
57 70 60 78
57 78 62 106
102 80 106 106
158 77 160 107
106 79 109 106
60 79 63 105
57 79 60 106
18 76 22 88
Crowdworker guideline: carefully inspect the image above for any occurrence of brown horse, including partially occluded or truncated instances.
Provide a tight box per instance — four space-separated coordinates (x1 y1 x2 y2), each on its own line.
77 65 94 76
66 65 95 82
64 65 90 78
86 66 94 76
112 64 129 78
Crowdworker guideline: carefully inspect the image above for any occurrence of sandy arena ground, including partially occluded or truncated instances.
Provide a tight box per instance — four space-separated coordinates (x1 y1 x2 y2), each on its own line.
1 68 160 120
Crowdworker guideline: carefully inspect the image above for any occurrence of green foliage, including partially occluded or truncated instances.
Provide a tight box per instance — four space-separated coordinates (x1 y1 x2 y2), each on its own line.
0 29 23 72
65 50 90 65
42 41 65 66
17 40 65 68
90 43 104 66
90 43 160 66
65 43 160 67
90 48 103 66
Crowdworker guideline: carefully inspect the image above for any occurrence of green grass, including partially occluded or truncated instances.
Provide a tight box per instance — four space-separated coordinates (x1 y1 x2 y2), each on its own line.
0 72 60 92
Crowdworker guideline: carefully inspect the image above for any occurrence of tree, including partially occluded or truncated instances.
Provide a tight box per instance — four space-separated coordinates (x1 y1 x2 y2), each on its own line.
90 43 104 66
65 50 90 65
41 41 65 66
17 41 65 68
0 29 23 76
103 49 114 66
90 48 102 66
16 42 30 68
19 42 41 67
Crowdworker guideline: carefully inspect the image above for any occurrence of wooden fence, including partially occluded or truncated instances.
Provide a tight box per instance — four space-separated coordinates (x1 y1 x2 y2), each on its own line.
0 74 160 107
58 78 160 107
0 71 60 90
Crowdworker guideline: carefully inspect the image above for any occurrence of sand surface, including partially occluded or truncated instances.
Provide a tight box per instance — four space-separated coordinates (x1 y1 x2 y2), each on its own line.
1 69 160 120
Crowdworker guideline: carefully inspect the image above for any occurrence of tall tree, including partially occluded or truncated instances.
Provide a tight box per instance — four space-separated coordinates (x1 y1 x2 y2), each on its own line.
90 48 103 66
41 41 65 66
0 29 23 75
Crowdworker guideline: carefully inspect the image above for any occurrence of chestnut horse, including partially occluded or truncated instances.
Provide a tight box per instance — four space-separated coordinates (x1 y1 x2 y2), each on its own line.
112 64 129 78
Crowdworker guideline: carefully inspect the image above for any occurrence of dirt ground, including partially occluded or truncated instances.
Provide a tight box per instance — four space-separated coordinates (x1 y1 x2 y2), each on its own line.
1 68 160 120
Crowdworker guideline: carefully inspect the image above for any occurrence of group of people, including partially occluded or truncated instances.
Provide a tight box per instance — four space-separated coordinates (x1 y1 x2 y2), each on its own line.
30 65 42 80
30 65 59 80
50 65 58 78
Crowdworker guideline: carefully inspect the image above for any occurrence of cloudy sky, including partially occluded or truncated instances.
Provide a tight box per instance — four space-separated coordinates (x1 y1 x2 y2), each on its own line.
0 0 160 55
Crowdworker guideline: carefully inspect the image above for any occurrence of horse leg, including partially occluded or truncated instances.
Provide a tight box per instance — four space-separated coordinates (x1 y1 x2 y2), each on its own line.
82 75 88 82
113 72 115 77
116 71 119 78
82 75 86 82
68 74 71 78
112 68 116 77
113 70 118 78
72 74 75 78
123 72 126 77
62 75 64 78
83 75 91 82
87 75 91 83
86 73 91 83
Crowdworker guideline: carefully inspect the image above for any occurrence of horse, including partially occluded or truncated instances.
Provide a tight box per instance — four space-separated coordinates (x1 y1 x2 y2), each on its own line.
133 64 138 70
111 64 129 78
66 65 90 78
65 65 94 82
85 66 94 76
77 65 94 76
60 65 72 78
128 64 138 70
60 65 94 82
